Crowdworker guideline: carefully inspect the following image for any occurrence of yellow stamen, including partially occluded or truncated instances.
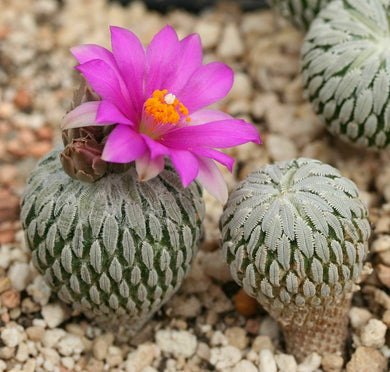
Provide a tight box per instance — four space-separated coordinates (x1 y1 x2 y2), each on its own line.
144 89 190 124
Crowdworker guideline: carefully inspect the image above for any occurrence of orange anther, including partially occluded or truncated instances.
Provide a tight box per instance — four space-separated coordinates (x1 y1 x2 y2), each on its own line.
144 89 190 125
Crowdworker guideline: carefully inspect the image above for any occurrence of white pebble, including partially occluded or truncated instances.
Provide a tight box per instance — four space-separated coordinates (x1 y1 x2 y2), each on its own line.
259 316 279 341
155 329 197 358
266 134 298 161
210 330 228 346
360 319 387 348
15 342 29 362
42 329 66 348
228 72 253 100
297 352 322 372
41 303 69 328
8 262 31 291
27 276 51 306
349 307 374 329
126 343 160 371
57 334 84 356
61 356 75 370
210 346 242 369
259 349 277 372
194 20 221 49
1 325 25 347
217 23 244 58
231 359 258 372
275 353 298 372
0 245 11 269
0 360 6 372
41 348 60 372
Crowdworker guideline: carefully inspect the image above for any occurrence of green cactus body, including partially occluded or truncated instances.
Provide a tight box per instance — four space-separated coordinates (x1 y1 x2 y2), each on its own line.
21 148 205 334
301 0 390 148
268 0 331 29
220 158 370 360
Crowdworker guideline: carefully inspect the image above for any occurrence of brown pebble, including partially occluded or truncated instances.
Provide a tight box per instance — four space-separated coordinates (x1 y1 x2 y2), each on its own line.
1 312 10 323
321 354 344 372
36 126 54 141
346 346 387 372
0 346 15 360
1 288 21 309
0 277 11 294
234 288 259 317
6 139 28 158
21 298 40 314
18 129 36 145
0 26 10 39
0 164 18 186
85 357 104 372
9 307 21 320
29 141 52 158
0 190 20 223
376 264 390 289
0 224 15 244
13 89 33 112
245 318 260 335
26 326 45 341
0 189 20 223
382 310 390 327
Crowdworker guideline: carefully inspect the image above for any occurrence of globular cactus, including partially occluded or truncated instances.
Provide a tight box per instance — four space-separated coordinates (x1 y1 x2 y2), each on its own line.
220 158 370 361
302 0 390 148
20 147 204 335
267 0 331 29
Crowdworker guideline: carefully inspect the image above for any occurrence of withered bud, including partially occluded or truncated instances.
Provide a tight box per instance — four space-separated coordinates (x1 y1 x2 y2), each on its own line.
60 78 128 182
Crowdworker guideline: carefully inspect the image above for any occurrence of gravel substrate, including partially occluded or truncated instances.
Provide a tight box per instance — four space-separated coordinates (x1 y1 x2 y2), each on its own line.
0 1 389 371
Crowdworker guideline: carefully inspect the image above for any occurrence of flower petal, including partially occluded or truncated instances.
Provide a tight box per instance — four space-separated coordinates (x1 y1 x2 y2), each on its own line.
71 44 116 67
136 152 165 181
185 109 232 126
110 26 145 118
61 102 113 129
167 33 203 94
102 124 146 163
71 44 134 118
190 147 234 171
163 119 261 149
145 25 181 98
169 149 199 187
196 157 228 204
141 134 170 159
96 101 135 126
178 62 233 112
76 59 135 121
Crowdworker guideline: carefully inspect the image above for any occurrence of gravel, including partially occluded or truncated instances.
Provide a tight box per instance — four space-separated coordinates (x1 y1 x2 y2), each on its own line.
1 0 390 371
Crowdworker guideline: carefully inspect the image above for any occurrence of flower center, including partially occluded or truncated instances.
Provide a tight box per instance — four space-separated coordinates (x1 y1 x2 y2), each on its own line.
144 89 191 125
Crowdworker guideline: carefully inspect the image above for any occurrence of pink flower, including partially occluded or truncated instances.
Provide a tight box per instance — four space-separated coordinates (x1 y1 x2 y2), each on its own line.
61 25 261 203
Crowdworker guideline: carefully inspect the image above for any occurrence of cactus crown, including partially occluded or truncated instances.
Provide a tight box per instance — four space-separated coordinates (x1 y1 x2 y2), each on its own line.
302 0 390 148
221 158 370 319
268 0 331 29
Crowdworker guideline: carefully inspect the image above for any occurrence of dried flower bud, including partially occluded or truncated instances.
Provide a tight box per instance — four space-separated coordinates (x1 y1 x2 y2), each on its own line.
60 78 128 182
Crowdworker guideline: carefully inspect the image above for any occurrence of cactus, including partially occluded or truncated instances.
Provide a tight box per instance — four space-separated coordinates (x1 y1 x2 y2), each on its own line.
267 0 331 29
301 0 390 148
220 158 370 361
21 147 204 335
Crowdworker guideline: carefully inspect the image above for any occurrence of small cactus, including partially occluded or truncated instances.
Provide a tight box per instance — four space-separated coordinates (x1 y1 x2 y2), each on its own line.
267 0 331 29
220 158 370 361
21 147 205 335
301 0 390 148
